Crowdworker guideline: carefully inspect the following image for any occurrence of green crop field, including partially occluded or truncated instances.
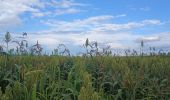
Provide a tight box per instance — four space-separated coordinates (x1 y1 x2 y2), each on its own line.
1 0 170 99
0 55 170 100
0 32 170 100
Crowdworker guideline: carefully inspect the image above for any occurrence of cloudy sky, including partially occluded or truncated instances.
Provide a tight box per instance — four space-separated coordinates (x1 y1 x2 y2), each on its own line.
0 0 170 54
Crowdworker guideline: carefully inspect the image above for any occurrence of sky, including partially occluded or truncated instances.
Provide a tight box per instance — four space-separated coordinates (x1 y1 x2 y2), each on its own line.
0 0 170 55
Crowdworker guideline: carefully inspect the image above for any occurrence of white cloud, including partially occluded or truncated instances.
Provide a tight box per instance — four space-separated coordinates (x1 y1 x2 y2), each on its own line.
56 8 81 15
31 11 52 17
137 36 160 42
133 32 170 51
0 14 21 30
0 0 86 31
34 15 164 53
4 31 169 55
41 15 128 31
93 19 161 32
5 30 170 55
139 7 150 11
42 15 115 26
0 0 44 31
27 31 140 51
48 0 86 9
130 6 150 11
42 15 161 32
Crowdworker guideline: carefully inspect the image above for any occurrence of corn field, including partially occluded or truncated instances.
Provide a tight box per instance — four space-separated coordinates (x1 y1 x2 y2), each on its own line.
0 32 170 100
0 55 170 100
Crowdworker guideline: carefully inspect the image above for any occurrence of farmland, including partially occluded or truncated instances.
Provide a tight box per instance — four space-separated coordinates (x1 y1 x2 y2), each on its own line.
0 54 170 100
0 0 170 99
0 32 170 100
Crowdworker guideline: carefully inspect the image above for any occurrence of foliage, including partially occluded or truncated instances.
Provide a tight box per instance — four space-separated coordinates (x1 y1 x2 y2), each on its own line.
0 55 169 100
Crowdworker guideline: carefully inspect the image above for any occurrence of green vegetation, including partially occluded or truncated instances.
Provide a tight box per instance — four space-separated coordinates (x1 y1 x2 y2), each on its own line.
0 32 170 100
0 55 170 100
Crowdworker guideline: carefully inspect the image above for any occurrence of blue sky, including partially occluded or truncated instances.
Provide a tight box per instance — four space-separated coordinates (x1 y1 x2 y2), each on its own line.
0 0 170 55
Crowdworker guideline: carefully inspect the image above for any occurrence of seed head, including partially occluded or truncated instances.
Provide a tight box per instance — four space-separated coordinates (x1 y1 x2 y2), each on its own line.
85 38 89 47
5 31 11 43
141 40 144 47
